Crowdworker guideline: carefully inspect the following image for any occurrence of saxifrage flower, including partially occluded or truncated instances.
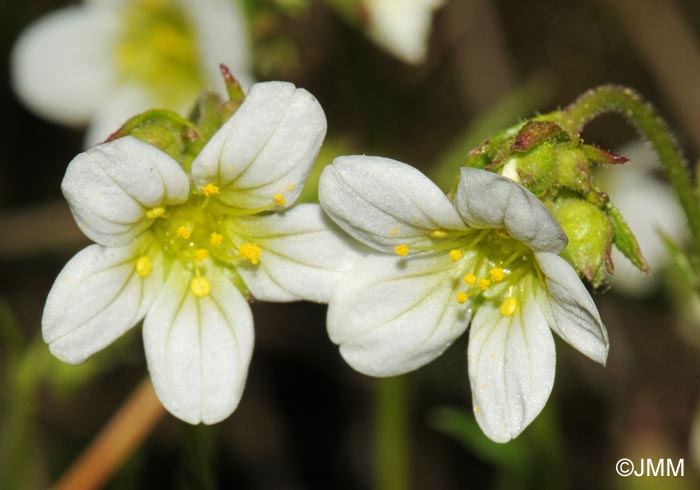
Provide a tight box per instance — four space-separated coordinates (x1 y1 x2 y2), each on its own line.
319 155 609 442
43 82 360 424
12 0 252 145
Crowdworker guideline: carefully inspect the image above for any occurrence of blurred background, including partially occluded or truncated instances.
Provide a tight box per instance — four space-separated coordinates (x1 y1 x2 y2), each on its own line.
1 0 700 489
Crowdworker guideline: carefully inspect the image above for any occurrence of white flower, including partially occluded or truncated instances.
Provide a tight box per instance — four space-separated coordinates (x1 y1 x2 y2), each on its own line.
11 0 252 146
43 82 361 424
601 142 685 296
364 0 444 64
319 156 609 442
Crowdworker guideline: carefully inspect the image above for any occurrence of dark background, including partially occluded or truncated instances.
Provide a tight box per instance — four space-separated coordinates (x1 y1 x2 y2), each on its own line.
1 1 700 489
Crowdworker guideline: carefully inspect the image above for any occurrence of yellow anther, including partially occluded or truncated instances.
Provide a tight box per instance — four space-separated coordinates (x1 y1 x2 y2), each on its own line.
430 230 449 238
238 243 261 265
135 256 152 278
474 406 481 414
389 227 400 235
394 244 409 256
489 267 505 282
449 249 463 262
190 277 211 298
286 183 295 191
477 277 491 291
176 225 191 239
146 206 166 219
464 273 477 286
194 249 208 261
500 296 517 316
210 232 223 247
455 292 469 304
202 183 220 196
273 193 286 206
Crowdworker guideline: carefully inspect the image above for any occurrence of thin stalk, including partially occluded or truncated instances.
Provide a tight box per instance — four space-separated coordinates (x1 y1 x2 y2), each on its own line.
53 378 165 490
375 376 410 490
557 85 700 265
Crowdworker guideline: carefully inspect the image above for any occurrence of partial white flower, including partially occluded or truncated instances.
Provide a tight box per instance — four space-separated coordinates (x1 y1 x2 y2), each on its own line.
600 142 685 296
319 156 609 442
364 0 444 64
43 82 361 424
11 0 252 146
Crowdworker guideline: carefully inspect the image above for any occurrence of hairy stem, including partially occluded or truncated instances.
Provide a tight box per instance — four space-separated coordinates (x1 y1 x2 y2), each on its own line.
557 85 700 266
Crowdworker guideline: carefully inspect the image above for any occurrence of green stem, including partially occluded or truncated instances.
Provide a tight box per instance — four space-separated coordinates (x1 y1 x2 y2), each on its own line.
556 85 700 264
375 376 409 490
0 338 51 490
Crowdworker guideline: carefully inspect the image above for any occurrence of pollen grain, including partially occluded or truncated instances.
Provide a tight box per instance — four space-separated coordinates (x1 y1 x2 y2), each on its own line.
210 232 223 247
449 249 463 262
202 183 220 197
238 243 261 265
456 292 469 304
273 193 286 206
394 244 409 256
146 206 166 219
477 278 491 291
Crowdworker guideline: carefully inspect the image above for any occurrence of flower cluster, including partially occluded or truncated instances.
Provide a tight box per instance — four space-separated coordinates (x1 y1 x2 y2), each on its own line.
43 82 361 424
40 71 616 441
319 156 609 442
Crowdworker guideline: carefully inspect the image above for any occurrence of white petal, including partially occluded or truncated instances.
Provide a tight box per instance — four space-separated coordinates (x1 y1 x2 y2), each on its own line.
328 253 470 376
62 136 190 246
143 263 254 424
11 5 119 125
319 156 466 252
468 287 556 443
365 0 444 64
535 252 609 364
84 84 156 147
191 82 326 209
454 167 567 253
183 0 253 91
232 204 366 303
42 235 163 364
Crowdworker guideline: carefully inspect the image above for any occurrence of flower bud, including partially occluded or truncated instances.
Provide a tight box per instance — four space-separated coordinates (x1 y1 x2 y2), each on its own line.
463 116 647 286
551 197 614 287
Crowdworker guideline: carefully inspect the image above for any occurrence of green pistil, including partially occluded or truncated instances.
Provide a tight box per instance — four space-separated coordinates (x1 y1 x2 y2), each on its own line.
115 0 204 108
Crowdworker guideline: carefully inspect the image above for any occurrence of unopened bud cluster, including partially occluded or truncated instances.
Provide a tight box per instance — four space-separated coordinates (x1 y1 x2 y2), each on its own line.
463 118 647 287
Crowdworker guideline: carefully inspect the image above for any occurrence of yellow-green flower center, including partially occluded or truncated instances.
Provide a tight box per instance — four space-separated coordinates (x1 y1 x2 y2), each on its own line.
115 0 204 108
395 229 537 317
142 184 282 297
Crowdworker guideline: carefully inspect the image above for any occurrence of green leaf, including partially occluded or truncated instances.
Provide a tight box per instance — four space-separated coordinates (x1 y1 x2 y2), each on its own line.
429 406 530 473
658 230 698 292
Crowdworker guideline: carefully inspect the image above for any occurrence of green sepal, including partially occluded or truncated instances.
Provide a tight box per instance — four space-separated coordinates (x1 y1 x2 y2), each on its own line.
219 64 245 107
606 200 650 273
581 144 629 165
511 120 569 152
515 143 557 196
466 124 523 170
555 146 591 194
181 91 229 170
107 109 197 163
